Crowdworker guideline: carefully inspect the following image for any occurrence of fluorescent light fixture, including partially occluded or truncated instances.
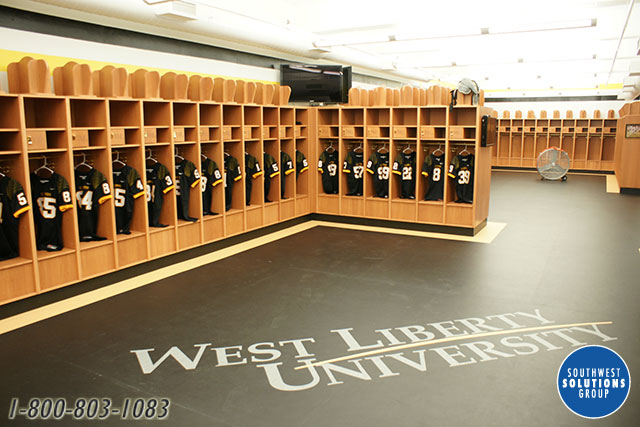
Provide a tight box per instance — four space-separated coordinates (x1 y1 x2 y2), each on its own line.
630 61 640 76
488 19 596 34
313 34 391 47
393 29 481 41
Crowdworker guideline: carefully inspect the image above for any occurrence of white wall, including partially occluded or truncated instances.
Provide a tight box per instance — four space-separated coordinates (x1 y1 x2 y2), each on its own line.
486 100 626 119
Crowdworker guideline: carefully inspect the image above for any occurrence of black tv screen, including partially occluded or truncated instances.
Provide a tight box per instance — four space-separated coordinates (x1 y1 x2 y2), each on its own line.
281 64 347 103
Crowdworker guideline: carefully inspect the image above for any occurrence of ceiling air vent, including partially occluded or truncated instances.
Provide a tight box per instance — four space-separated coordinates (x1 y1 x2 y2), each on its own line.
151 0 197 21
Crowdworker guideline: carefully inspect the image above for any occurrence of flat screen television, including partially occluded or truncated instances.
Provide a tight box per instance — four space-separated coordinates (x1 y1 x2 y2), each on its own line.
281 64 350 103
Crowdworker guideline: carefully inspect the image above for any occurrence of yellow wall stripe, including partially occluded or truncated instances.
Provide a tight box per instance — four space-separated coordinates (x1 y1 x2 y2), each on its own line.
0 48 279 85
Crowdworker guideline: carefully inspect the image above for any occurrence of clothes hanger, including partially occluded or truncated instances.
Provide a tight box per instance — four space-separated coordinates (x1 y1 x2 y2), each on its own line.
377 142 388 154
460 144 470 156
354 142 363 154
146 149 158 167
75 152 93 173
112 151 126 170
326 141 335 153
201 152 208 161
402 143 413 154
433 144 444 156
35 156 55 178
175 147 184 162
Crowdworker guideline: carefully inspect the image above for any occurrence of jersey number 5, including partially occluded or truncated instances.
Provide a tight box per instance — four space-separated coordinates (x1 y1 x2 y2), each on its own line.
36 197 57 219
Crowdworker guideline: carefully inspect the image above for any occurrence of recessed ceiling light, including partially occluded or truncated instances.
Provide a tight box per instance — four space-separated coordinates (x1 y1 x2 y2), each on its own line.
518 58 524 63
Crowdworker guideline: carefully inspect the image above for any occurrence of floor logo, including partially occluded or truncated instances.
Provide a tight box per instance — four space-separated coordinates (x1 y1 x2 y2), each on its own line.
557 345 630 418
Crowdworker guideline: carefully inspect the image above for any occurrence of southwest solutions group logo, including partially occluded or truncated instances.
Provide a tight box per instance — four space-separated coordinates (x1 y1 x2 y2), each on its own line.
557 345 631 419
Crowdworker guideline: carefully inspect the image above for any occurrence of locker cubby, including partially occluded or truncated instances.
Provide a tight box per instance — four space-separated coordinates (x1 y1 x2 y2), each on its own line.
448 107 476 126
524 119 536 133
72 129 108 148
576 119 589 134
280 107 295 126
295 108 308 124
586 136 602 169
41 130 69 151
550 120 562 133
143 101 171 126
176 146 203 251
392 108 418 126
561 136 574 157
420 107 447 126
522 135 535 166
263 139 281 204
341 108 364 126
0 131 23 153
511 119 523 133
318 108 339 126
173 102 197 126
510 135 523 166
146 143 177 229
366 108 390 126
245 139 264 208
563 119 576 133
70 99 107 128
340 139 365 200
535 135 548 158
573 137 588 168
199 103 221 126
109 100 141 127
223 105 242 126
23 97 67 129
499 119 510 133
200 142 224 220
0 96 21 129
223 142 245 213
244 106 261 127
155 128 172 144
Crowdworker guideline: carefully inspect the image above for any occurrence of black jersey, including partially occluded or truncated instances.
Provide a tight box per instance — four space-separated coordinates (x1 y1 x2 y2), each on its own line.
75 168 112 241
448 154 475 203
201 158 222 215
146 162 174 227
318 150 339 194
295 150 309 178
30 172 73 251
280 152 295 198
0 176 30 260
422 153 445 201
366 152 390 198
245 153 262 205
175 159 200 222
392 151 416 199
342 151 364 196
263 153 279 202
113 165 145 234
224 155 242 211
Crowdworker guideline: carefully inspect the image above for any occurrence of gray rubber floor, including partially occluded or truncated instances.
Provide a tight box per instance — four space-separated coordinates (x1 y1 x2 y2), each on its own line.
1 171 638 426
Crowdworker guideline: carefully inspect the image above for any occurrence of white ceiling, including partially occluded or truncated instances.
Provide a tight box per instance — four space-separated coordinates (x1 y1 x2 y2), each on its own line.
6 0 640 97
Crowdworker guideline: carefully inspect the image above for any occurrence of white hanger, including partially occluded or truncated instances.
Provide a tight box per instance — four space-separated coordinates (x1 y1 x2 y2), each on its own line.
75 152 93 172
35 156 55 178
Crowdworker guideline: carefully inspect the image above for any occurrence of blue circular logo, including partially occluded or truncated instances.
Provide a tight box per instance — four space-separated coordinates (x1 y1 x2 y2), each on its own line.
557 345 631 418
